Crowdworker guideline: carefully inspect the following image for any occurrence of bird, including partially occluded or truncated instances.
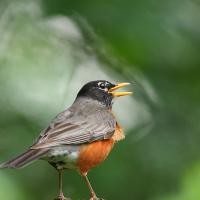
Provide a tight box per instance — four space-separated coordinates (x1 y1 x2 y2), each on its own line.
0 80 132 200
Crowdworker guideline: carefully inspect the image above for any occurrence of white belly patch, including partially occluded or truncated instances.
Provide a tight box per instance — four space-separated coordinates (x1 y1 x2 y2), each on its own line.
42 146 80 170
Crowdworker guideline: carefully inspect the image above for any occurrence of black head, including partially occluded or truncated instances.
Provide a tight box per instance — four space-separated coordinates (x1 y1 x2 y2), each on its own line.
76 80 116 107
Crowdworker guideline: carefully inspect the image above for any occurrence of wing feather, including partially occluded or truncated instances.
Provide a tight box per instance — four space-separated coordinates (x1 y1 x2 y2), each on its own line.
31 109 116 149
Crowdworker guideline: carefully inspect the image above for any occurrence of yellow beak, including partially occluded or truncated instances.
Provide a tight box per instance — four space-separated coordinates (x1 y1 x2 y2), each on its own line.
108 82 132 97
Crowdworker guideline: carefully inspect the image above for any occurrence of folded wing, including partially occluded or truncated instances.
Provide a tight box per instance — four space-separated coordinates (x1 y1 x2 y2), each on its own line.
31 109 116 149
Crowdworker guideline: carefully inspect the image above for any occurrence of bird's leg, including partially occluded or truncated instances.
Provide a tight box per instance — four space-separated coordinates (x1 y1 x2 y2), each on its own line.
54 170 69 200
82 174 104 200
83 174 96 199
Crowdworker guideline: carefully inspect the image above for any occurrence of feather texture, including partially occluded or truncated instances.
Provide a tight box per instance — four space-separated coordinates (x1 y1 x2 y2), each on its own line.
31 98 116 149
0 149 49 169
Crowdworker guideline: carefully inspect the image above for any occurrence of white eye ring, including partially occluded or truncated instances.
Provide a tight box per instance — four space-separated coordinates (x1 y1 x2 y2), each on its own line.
99 83 106 89
98 82 108 91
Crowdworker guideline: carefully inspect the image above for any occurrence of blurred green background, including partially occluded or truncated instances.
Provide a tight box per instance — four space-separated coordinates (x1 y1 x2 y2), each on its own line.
0 0 200 199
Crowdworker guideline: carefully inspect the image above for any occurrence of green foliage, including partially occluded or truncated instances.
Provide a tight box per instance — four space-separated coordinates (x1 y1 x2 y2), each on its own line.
0 171 29 200
155 162 200 200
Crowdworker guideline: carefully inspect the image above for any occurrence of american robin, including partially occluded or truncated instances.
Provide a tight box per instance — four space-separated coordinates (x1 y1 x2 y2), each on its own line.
0 80 132 200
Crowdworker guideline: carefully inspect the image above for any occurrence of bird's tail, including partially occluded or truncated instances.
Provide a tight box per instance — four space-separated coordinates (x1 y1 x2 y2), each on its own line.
0 148 49 169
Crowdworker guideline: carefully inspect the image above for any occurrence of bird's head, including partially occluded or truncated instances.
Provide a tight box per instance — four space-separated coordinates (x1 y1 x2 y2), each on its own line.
76 80 132 108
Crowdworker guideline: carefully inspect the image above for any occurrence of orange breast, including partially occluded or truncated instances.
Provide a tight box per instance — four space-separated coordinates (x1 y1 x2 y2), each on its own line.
77 139 115 175
112 122 125 141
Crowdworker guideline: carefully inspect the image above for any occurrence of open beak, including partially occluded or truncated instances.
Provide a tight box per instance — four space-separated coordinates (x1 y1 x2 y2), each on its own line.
108 82 132 97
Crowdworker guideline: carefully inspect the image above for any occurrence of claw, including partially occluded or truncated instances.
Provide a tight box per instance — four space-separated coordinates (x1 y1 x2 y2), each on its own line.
54 195 71 200
90 197 105 200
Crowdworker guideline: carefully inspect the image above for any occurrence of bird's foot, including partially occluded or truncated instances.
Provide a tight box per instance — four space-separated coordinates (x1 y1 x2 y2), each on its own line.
90 196 105 200
54 194 71 200
54 197 71 200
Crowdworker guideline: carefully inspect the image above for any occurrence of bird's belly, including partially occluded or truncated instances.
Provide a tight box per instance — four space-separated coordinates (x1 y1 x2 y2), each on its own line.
43 146 80 170
77 139 115 175
42 139 115 172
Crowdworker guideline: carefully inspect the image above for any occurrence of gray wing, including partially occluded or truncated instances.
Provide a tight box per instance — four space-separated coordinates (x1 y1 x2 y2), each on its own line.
31 108 116 149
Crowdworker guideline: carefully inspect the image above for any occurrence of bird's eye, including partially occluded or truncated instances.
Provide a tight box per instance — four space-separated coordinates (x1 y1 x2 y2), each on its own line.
99 83 106 89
